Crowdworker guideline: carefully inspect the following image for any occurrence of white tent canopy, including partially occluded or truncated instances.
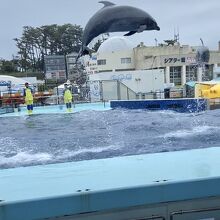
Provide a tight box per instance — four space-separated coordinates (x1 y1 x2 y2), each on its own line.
57 80 71 89
55 80 79 95
0 75 31 93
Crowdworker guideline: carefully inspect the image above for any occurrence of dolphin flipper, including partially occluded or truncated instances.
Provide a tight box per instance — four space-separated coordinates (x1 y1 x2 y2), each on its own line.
77 46 95 60
124 31 137 36
99 1 115 7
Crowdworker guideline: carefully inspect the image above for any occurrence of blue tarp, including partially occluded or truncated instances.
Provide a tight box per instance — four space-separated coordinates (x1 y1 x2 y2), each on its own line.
185 81 196 87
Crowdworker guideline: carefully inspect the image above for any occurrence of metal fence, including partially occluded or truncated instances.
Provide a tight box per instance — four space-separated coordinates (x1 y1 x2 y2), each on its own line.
1 79 220 113
209 98 220 110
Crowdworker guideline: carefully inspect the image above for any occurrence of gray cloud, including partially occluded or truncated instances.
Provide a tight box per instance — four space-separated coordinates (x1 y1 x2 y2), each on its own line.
0 0 219 59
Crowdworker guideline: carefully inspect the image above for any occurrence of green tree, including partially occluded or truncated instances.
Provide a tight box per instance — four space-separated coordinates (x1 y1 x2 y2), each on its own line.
14 24 83 72
1 60 17 72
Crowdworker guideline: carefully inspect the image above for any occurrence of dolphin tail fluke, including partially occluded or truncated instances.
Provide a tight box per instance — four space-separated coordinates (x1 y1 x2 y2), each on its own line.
83 46 95 57
124 31 137 36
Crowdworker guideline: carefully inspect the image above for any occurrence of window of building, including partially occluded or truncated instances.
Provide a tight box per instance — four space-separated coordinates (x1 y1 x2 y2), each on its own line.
51 72 57 79
68 64 75 69
97 59 106 65
170 66 181 85
181 57 185 63
59 71 66 79
121 58 131 64
68 57 76 63
202 65 213 81
56 59 65 65
45 59 54 65
186 66 197 82
46 65 65 71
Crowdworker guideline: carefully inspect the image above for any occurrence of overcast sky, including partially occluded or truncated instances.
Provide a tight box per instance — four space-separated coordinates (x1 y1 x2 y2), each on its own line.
0 0 220 59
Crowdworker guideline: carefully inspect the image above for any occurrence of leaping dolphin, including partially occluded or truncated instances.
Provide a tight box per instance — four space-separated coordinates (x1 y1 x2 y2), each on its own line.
78 1 160 57
196 46 210 64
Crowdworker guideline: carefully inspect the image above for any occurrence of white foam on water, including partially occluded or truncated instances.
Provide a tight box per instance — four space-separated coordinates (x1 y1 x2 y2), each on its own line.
0 152 53 167
56 144 121 160
162 125 219 138
0 137 18 146
0 137 20 155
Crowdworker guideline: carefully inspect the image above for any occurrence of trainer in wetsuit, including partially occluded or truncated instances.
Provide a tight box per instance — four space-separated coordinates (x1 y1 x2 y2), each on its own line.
63 84 73 112
23 82 34 114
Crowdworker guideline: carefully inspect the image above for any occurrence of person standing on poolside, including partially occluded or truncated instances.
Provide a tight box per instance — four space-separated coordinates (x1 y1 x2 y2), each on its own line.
23 82 34 114
63 84 73 112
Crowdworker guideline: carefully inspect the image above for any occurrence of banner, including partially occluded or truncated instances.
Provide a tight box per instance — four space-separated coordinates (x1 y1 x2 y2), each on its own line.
89 81 101 102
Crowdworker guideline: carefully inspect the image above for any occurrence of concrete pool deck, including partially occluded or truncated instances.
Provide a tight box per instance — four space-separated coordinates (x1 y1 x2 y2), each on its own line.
1 147 220 220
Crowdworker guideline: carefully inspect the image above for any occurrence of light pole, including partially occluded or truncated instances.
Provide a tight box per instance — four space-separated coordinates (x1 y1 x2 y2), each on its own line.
64 54 68 80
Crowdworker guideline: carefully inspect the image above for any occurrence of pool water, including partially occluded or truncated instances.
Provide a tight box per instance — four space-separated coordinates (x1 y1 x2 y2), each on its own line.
0 103 220 169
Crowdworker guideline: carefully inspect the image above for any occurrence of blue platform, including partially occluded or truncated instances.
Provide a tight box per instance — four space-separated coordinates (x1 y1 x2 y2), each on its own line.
1 147 220 220
110 98 208 112
0 102 111 117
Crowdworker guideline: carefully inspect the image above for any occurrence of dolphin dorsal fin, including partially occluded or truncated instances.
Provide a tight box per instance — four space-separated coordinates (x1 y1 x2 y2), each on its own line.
99 1 115 7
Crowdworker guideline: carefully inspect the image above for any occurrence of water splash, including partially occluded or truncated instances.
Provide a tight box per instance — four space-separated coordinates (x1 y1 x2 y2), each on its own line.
162 125 220 138
0 109 220 169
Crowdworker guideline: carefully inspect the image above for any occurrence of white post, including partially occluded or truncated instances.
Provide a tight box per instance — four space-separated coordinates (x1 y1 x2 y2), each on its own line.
165 66 170 83
197 67 203 82
213 64 218 79
181 65 186 85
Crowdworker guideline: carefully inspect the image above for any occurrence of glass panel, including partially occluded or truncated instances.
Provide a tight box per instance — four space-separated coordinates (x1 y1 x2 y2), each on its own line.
102 81 118 100
119 83 128 100
170 66 182 85
202 65 213 81
97 59 106 65
119 82 136 100
186 65 197 82
121 58 132 64
128 89 137 100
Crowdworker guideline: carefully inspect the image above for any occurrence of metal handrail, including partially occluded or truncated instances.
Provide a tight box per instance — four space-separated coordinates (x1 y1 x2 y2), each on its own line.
170 206 220 220
119 80 137 96
100 80 137 101
132 215 165 220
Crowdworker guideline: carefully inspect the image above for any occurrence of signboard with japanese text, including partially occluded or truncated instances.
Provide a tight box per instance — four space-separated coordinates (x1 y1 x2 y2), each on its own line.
164 56 196 65
89 81 101 102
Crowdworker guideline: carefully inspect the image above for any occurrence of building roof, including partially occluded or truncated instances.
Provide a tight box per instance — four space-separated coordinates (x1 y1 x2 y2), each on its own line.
98 36 135 53
0 75 31 92
0 75 27 83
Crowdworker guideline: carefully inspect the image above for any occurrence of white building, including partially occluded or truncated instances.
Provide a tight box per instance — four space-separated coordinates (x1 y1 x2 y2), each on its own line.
87 37 165 101
96 36 135 72
86 37 220 101
87 38 220 82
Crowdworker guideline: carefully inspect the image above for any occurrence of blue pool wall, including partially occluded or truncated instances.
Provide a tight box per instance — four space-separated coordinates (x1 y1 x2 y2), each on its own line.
1 147 220 220
110 98 208 112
